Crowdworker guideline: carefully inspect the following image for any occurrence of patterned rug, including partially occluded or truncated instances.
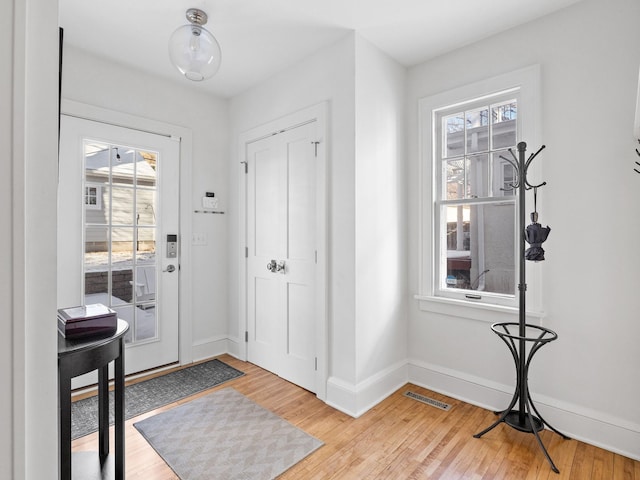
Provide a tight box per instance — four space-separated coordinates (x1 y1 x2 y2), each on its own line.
134 388 323 480
71 359 244 440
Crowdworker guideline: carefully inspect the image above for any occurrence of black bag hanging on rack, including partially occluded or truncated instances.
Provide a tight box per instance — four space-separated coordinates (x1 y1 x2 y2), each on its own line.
524 187 550 261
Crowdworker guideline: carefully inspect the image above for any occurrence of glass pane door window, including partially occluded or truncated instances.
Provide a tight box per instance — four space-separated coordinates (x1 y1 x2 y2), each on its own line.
83 141 158 344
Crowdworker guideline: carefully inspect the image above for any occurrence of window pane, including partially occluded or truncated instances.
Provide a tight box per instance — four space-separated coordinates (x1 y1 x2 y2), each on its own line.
111 146 136 186
112 267 133 304
443 113 464 158
85 226 109 271
136 227 156 264
85 270 108 299
466 107 489 153
135 303 157 341
442 203 515 295
136 189 156 226
84 142 110 186
446 159 467 200
112 304 134 344
468 154 489 198
137 151 157 188
111 186 134 226
492 151 516 197
492 100 517 149
135 266 156 303
111 227 133 267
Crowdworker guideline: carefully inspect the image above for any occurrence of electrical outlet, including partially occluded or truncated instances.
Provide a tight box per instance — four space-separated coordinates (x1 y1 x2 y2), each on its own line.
192 232 207 246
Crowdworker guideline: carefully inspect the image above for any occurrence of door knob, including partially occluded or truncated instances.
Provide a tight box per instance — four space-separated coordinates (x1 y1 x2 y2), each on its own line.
267 260 277 272
163 264 176 273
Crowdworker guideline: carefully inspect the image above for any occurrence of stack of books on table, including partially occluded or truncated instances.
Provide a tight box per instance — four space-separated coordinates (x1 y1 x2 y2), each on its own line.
57 304 117 339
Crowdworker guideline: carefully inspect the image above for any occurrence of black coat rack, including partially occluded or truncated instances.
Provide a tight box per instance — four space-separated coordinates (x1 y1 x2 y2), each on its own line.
473 142 569 474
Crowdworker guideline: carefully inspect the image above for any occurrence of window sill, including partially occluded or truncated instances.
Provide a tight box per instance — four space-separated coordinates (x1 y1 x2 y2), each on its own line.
414 294 545 324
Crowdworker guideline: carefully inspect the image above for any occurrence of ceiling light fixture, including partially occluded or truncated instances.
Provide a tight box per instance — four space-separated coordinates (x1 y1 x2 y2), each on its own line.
168 8 222 81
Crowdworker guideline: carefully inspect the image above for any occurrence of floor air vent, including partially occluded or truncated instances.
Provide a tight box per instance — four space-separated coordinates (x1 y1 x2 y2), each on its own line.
404 391 451 411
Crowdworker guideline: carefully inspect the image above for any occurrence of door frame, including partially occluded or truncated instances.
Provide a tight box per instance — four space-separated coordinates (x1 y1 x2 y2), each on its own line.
238 102 328 400
61 99 195 367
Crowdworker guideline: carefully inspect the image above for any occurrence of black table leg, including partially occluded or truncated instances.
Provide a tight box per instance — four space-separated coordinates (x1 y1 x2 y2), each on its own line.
59 370 72 480
115 339 125 480
98 364 109 462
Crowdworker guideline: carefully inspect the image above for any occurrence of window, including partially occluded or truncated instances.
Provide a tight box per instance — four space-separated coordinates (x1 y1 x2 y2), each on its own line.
418 66 541 313
85 185 102 210
437 94 517 300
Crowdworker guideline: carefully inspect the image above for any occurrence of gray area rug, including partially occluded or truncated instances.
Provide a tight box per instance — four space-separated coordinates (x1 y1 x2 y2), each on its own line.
72 359 244 440
134 388 323 480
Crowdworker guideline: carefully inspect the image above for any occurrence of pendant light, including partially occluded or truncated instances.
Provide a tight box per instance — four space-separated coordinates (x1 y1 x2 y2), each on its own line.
168 8 222 81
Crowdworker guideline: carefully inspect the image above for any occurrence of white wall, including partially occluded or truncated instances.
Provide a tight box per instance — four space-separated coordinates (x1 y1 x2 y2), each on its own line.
406 0 640 459
354 36 408 404
1 3 14 476
228 34 358 389
61 46 231 362
4 0 60 478
229 33 409 416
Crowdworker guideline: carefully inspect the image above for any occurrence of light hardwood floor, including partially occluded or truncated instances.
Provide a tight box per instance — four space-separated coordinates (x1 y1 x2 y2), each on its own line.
72 354 640 479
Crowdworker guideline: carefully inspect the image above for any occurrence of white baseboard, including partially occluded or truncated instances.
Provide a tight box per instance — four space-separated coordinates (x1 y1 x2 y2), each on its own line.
408 359 640 462
225 336 243 360
191 335 230 363
326 361 409 418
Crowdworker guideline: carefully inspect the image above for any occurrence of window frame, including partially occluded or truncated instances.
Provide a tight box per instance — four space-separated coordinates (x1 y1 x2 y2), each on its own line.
416 65 543 320
434 91 519 306
84 184 102 210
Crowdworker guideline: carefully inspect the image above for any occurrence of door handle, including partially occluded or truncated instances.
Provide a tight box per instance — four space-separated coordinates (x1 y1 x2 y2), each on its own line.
163 264 176 273
266 260 285 273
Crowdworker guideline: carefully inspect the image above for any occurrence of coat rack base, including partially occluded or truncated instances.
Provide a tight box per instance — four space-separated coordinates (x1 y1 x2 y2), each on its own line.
503 411 544 433
473 322 570 474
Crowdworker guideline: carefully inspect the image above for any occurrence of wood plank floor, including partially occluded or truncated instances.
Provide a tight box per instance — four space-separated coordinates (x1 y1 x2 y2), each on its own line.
72 354 640 479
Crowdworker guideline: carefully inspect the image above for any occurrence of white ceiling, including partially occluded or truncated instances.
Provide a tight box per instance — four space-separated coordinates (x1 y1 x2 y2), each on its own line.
59 0 582 98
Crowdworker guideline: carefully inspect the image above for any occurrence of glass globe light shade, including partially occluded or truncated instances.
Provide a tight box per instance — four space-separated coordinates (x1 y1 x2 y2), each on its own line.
168 24 222 81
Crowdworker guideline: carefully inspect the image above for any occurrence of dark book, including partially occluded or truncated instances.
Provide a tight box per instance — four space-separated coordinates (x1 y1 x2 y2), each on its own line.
58 304 117 339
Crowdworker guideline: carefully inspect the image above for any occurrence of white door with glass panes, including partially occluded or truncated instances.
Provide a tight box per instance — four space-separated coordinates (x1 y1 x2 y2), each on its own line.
246 121 317 393
58 115 180 380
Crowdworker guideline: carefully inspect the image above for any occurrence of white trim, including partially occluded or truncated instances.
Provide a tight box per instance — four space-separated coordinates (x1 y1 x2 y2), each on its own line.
60 99 195 366
418 65 542 316
326 361 409 418
237 102 328 401
408 359 640 462
191 335 231 363
414 294 544 323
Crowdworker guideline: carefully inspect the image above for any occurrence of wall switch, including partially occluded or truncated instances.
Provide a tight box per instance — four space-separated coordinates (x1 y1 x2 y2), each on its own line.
192 232 208 246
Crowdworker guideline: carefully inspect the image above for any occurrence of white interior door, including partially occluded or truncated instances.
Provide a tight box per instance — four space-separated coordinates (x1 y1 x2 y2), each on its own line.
246 121 317 392
58 115 180 380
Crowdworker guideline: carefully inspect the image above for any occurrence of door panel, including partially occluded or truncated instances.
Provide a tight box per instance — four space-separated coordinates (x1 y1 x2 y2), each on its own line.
246 122 317 392
59 115 179 382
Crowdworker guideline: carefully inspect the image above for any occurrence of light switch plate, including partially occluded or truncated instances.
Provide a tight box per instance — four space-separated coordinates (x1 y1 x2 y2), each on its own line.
202 196 219 209
192 232 207 246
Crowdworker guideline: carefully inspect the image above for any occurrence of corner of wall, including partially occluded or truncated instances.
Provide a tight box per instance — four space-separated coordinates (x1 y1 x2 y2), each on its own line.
326 360 409 417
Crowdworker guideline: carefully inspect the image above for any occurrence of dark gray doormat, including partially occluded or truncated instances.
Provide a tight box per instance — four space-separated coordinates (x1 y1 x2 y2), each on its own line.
71 359 244 440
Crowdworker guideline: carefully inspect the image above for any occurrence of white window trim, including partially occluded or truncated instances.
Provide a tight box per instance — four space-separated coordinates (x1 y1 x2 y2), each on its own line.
417 65 543 322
